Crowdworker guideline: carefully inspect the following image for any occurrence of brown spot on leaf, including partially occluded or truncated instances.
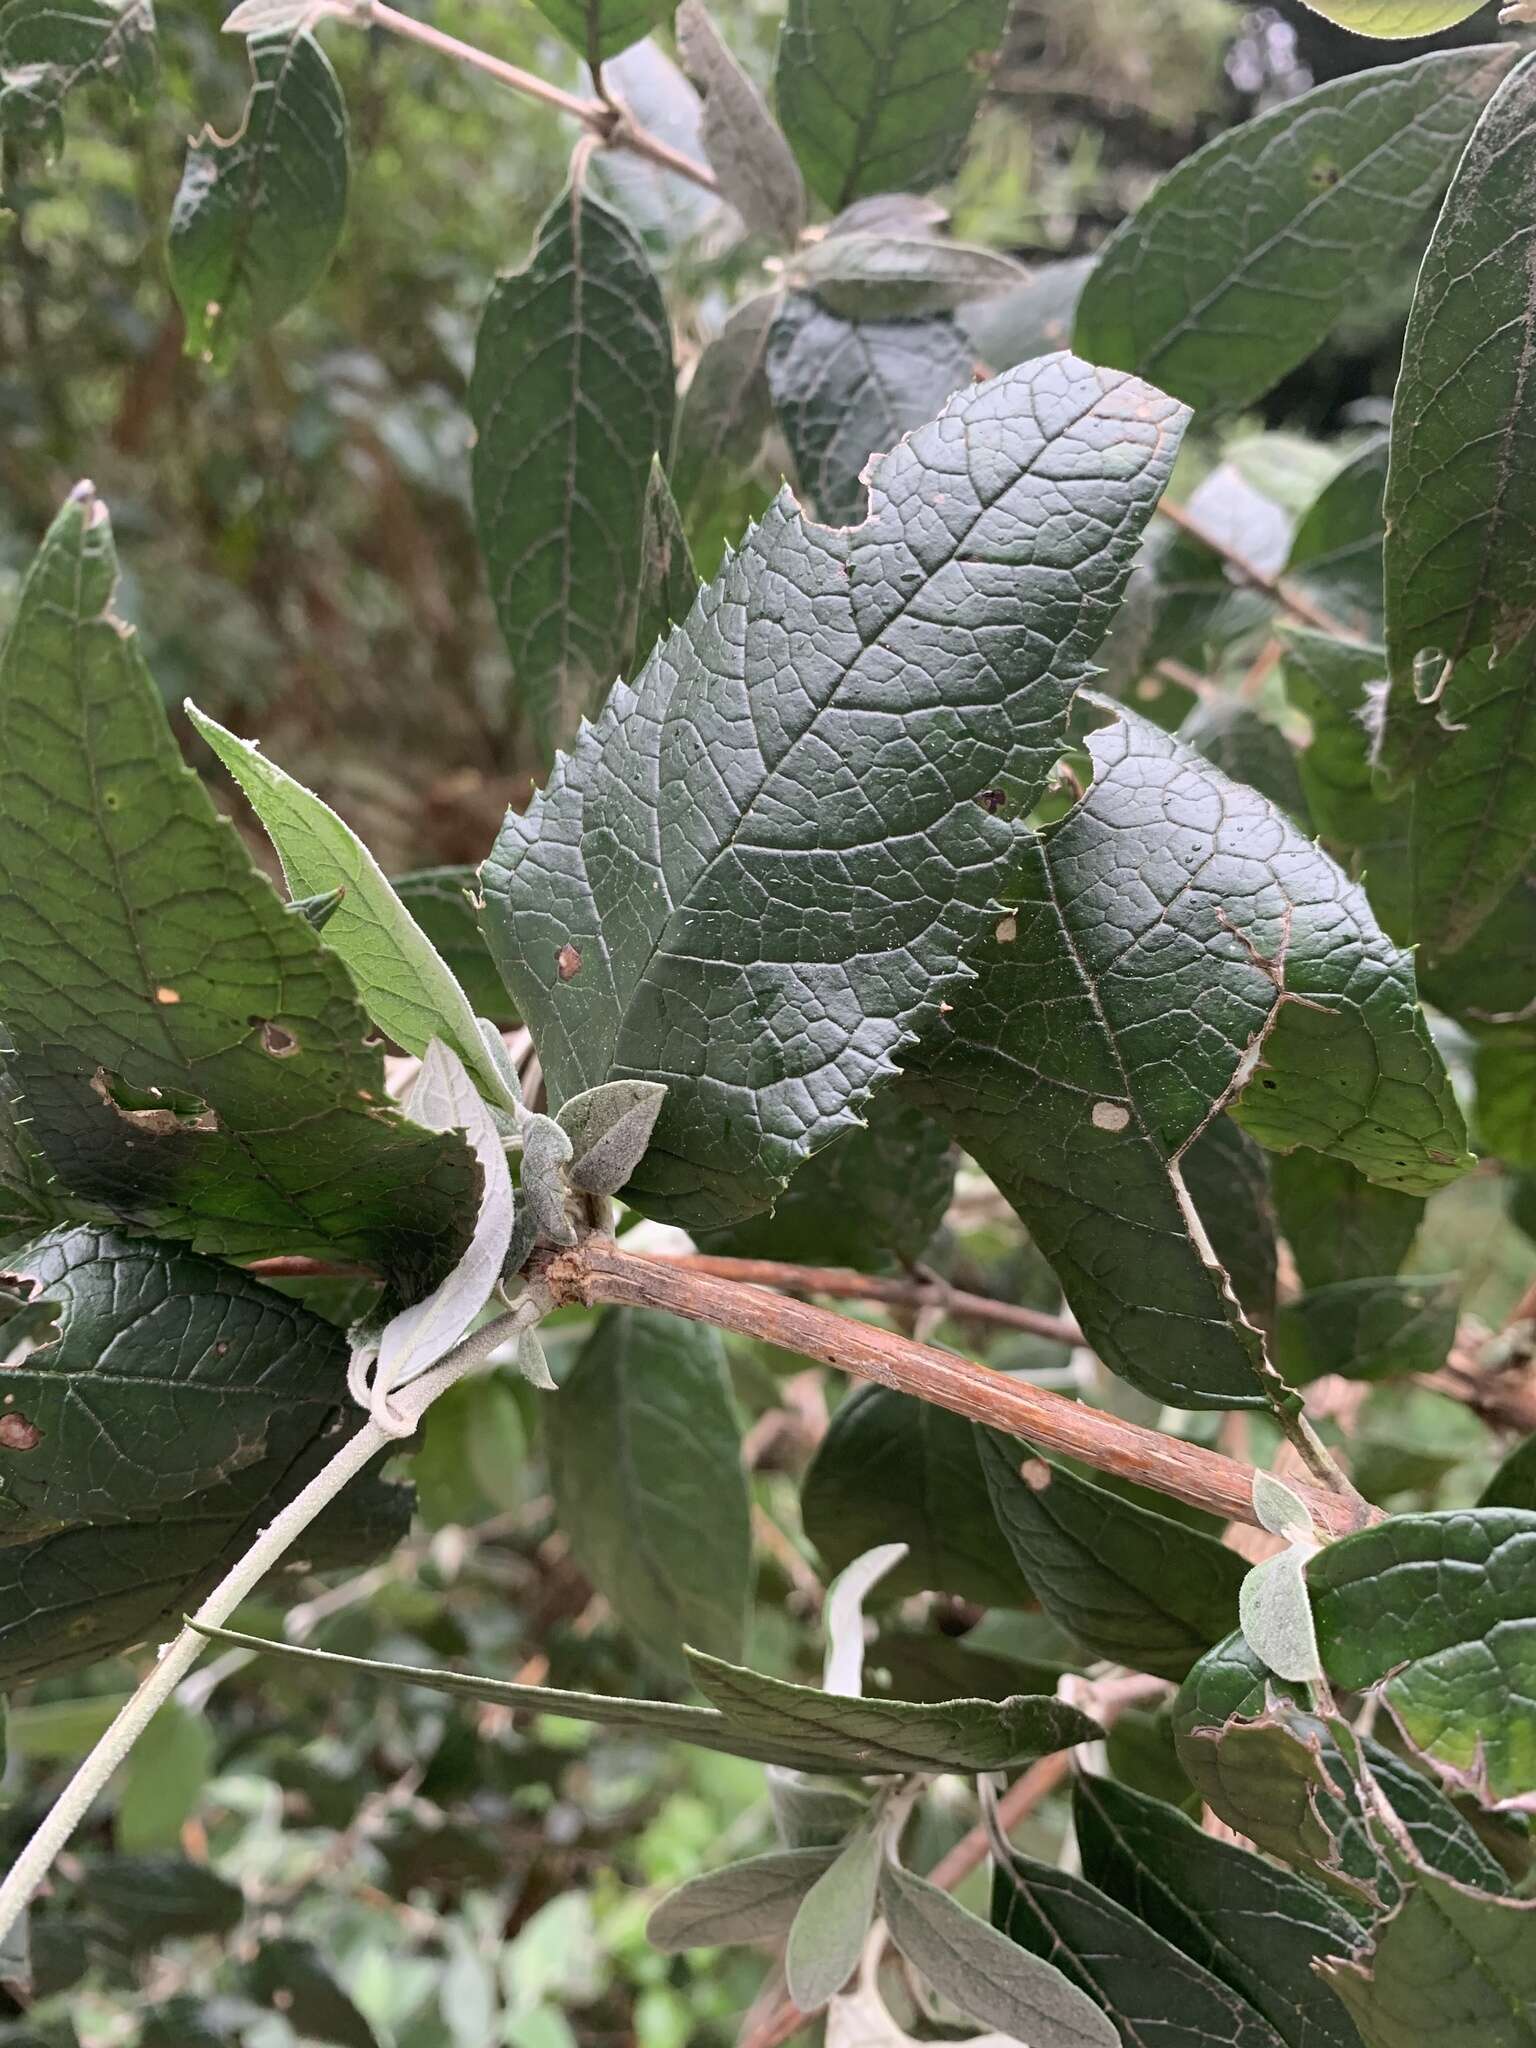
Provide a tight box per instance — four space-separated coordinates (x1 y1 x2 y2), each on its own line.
557 944 583 982
0 1413 42 1451
995 915 1018 944
90 1069 218 1135
259 1021 298 1056
154 986 181 1005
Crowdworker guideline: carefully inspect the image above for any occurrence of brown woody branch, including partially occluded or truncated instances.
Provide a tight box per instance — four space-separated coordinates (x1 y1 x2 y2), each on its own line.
540 1238 1380 1541
1155 497 1360 642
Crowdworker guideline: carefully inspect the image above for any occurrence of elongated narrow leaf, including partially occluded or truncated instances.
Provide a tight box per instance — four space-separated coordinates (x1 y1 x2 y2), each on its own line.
786 1818 881 2011
0 1224 345 1537
0 0 153 151
167 28 348 371
188 710 515 1108
906 707 1470 1410
1270 1153 1423 1291
1275 1275 1458 1385
773 0 1009 210
791 234 1029 321
482 355 1189 1231
0 491 477 1285
1308 1508 1536 1808
1074 48 1515 413
991 1844 1288 2048
391 867 513 1024
544 1307 750 1675
1073 1775 1364 2048
976 1431 1245 1680
1296 3 1486 30
631 457 699 675
470 178 674 758
649 1848 839 1954
671 292 779 521
528 0 672 62
1319 1863 1536 2048
686 1650 1101 1774
765 294 977 527
881 1864 1116 2048
802 1387 1031 1609
676 1 803 245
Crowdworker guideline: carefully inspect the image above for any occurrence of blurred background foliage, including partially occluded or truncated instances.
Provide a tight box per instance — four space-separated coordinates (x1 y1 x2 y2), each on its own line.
2 4 1532 2045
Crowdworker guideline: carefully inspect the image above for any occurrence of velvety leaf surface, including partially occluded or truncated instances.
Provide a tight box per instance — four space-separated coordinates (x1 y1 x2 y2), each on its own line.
907 707 1468 1410
0 491 477 1286
1270 1153 1422 1291
391 867 514 1025
648 1848 839 1953
676 0 804 245
632 458 700 677
685 1650 1101 1774
976 1430 1245 1680
470 178 674 758
544 1307 750 1676
697 1090 955 1272
528 0 673 62
0 1224 344 1536
167 29 347 371
791 234 1028 321
765 294 978 528
0 0 153 153
801 1386 1031 1609
1319 1865 1536 2048
1179 699 1311 828
1286 438 1388 641
1308 1508 1536 1807
773 0 1008 210
1275 1272 1458 1386
1073 1775 1364 2048
786 1818 881 2011
991 1843 1289 2048
483 354 1188 1231
1383 53 1536 732
1074 48 1512 413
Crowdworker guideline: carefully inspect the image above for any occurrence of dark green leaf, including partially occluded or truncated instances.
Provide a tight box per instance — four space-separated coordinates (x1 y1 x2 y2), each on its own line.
544 1307 750 1675
696 1090 955 1273
774 0 1008 210
790 233 1028 320
786 1817 880 2010
648 1847 839 1953
75 1856 243 1948
1179 699 1310 828
881 1863 1117 2048
470 178 674 758
248 1938 379 2047
483 354 1188 1231
976 1430 1246 1681
167 29 347 372
675 0 804 245
1286 439 1388 641
959 256 1095 372
1383 53 1536 743
868 1627 1066 1706
1074 48 1514 413
671 292 779 523
410 1370 528 1531
0 1068 67 1238
391 867 516 1025
528 0 672 62
1319 1863 1536 2048
1182 1116 1279 1331
765 294 978 527
1477 1039 1536 1167
686 1649 1102 1774
1480 1432 1536 1512
1275 1275 1458 1386
1308 1508 1536 1807
1270 1153 1423 1291
0 491 478 1287
0 0 153 154
991 1843 1288 2048
801 1386 1030 1609
632 456 699 674
1073 1773 1364 2048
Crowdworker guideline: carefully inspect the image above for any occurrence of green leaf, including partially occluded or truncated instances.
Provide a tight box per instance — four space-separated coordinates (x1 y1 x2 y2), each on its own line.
482 354 1189 1231
115 1703 215 1853
1480 1431 1536 1511
1275 1275 1459 1385
648 1847 840 1953
0 0 153 154
1286 438 1389 642
773 0 1009 210
470 177 674 759
1384 52 1536 738
960 255 1095 373
1072 1774 1365 2048
786 1816 881 2011
631 457 699 676
0 1068 68 1238
696 1090 955 1273
1477 1039 1536 1167
248 1938 378 2048
544 1307 750 1675
1295 3 1487 31
223 0 358 30
1270 1153 1423 1291
410 1370 529 1530
686 1649 1102 1774
167 29 347 372
801 1386 1031 1609
0 1224 345 1538
906 707 1470 1411
675 1 804 245
790 234 1029 320
526 0 672 64
75 1855 243 1948
765 295 978 527
1179 699 1311 829
555 1078 668 1197
1074 48 1514 413
1241 1545 1325 1687
1307 1508 1536 1807
990 1844 1289 2048
1182 1116 1280 1331
671 292 779 523
881 1863 1117 2048
0 491 478 1285
1319 1863 1536 2048
391 867 516 1025
188 709 515 1109
975 1431 1246 1681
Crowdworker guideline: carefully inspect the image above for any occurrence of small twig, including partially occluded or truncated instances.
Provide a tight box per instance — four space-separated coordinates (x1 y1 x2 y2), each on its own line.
1156 498 1359 642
